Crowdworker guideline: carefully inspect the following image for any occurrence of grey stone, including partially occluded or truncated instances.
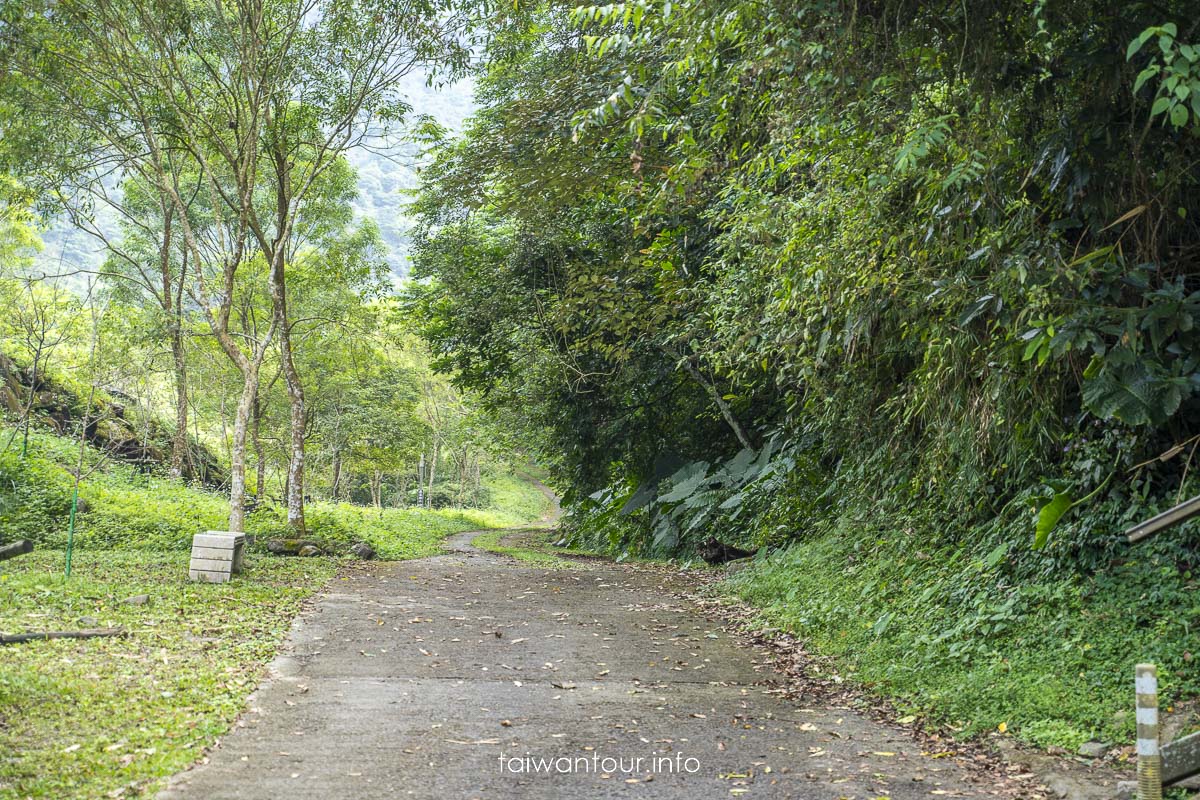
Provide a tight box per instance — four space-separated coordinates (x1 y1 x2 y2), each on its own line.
297 545 321 557
349 542 375 560
1078 740 1112 759
266 539 322 556
1162 701 1200 744
121 594 150 606
77 616 99 627
1114 780 1136 800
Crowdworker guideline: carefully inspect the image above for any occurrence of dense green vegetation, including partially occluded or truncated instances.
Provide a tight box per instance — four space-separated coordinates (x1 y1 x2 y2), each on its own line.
3 0 1200 785
408 0 1200 750
1 426 544 558
0 0 492 537
0 173 539 553
730 511 1200 749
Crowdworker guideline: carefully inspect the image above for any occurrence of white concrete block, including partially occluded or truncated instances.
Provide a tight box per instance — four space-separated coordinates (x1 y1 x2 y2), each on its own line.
192 533 241 549
189 569 230 583
189 532 246 580
190 557 235 572
190 546 237 560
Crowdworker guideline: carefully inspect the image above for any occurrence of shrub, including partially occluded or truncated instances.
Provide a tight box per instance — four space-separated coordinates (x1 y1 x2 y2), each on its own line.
0 449 73 546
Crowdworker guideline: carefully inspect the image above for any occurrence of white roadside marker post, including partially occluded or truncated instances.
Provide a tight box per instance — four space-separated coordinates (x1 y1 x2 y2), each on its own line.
1136 663 1162 800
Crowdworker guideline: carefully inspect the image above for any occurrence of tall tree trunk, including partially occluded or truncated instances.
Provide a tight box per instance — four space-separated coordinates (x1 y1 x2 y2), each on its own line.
331 449 342 501
169 329 188 480
417 453 425 506
370 469 382 509
280 330 305 532
426 439 439 509
252 393 265 502
268 251 306 534
456 447 467 508
266 154 306 534
160 206 190 480
473 457 481 506
228 369 260 532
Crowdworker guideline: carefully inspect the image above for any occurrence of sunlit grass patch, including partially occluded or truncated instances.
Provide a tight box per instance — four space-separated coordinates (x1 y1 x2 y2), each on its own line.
0 550 337 799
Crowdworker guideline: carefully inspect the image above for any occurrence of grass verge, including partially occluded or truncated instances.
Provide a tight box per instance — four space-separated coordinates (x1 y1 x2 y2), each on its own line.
472 527 603 567
471 528 569 566
0 550 337 800
724 521 1200 754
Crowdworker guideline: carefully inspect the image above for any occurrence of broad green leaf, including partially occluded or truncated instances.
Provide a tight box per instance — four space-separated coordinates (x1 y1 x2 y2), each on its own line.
1128 29 1154 60
1083 362 1186 426
1134 66 1159 93
1033 492 1072 550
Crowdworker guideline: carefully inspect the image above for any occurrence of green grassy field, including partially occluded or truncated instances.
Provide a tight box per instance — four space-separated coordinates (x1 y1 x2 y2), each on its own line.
0 427 551 799
0 551 336 799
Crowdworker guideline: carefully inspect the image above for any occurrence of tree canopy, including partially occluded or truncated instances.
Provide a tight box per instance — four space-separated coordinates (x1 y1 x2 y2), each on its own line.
410 0 1200 561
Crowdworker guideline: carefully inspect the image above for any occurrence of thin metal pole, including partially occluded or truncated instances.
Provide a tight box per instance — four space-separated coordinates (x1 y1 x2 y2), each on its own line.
64 484 78 578
1137 663 1162 800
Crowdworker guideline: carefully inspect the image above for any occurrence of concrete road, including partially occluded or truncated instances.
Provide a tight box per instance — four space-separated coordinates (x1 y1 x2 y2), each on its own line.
158 531 996 799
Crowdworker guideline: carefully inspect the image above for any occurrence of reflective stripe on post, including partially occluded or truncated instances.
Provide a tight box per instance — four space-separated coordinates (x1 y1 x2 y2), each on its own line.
1136 663 1162 800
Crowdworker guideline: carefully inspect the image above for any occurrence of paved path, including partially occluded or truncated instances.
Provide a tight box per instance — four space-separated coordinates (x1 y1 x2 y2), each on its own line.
159 532 993 799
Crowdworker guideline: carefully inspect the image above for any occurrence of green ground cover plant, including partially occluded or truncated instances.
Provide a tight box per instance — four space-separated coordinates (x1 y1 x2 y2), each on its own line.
726 509 1200 750
0 550 336 799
